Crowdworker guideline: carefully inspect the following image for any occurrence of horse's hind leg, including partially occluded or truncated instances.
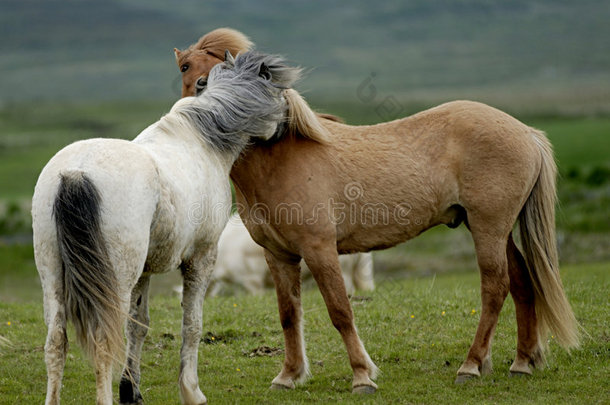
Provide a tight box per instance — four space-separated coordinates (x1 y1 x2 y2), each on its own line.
457 226 510 383
302 244 378 393
506 234 544 375
94 289 129 405
94 342 115 405
42 280 68 405
179 248 215 405
120 275 151 405
35 236 67 405
263 250 309 389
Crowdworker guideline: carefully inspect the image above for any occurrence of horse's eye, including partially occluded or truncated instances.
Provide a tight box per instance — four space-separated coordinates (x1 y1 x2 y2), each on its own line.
180 64 189 73
195 77 208 94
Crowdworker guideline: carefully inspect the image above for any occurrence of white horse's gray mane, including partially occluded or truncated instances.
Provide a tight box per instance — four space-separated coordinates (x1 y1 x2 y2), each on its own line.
165 51 301 155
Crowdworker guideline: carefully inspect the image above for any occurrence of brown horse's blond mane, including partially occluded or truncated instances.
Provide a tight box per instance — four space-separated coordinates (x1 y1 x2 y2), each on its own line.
284 89 339 144
191 27 253 58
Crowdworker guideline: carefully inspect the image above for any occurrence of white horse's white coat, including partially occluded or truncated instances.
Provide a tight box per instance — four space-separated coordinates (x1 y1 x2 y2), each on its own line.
209 214 375 296
32 52 299 405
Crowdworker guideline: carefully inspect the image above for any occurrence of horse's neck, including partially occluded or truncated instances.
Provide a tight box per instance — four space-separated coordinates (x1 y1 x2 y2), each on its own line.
230 140 285 206
230 135 328 207
134 123 236 175
230 145 266 202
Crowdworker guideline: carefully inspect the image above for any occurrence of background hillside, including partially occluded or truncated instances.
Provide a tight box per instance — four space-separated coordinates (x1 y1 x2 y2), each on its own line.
1 0 610 116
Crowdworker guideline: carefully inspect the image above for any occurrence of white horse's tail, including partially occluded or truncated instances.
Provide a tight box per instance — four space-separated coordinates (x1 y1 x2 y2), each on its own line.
519 130 580 351
53 171 124 361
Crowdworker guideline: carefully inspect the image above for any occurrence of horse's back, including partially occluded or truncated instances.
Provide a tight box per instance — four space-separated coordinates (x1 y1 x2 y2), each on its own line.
36 137 156 185
35 138 159 216
330 99 544 196
426 100 539 147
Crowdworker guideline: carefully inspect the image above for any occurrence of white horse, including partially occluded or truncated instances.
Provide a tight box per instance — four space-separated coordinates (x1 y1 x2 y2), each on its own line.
209 214 375 296
32 51 300 405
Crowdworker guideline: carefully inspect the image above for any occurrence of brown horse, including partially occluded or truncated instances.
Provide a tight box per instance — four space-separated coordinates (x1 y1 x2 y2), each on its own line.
174 30 580 394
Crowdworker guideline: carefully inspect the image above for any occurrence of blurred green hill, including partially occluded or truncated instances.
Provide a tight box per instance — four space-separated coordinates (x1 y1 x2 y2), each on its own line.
1 0 609 115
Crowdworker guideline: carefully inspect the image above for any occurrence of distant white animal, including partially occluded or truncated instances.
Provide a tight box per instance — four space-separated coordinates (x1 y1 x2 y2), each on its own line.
208 214 375 296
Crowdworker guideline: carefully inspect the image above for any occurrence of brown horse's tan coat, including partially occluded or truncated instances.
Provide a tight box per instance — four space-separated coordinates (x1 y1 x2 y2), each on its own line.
175 29 580 393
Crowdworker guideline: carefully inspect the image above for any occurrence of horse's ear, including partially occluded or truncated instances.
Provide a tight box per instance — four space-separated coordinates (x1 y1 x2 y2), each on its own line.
224 50 235 66
174 48 182 62
259 63 271 80
263 62 300 88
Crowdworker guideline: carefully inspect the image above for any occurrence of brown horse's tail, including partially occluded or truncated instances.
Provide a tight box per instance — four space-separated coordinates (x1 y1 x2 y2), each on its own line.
518 130 580 351
53 171 124 363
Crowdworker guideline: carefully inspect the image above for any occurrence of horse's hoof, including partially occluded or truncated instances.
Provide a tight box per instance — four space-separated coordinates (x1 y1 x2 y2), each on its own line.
353 384 377 394
119 377 144 405
270 383 293 391
455 373 478 384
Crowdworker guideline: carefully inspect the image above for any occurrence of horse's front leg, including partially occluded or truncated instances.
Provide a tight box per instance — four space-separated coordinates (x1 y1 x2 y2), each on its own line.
120 275 151 405
263 249 309 389
179 248 215 405
302 243 378 394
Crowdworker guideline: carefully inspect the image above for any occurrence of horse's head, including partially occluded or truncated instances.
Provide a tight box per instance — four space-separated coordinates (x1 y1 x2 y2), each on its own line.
174 28 253 97
174 48 224 97
168 51 301 155
203 51 301 142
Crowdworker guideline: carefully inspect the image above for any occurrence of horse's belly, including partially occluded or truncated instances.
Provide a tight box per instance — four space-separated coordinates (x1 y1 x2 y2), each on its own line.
336 219 428 253
144 179 231 274
144 250 182 275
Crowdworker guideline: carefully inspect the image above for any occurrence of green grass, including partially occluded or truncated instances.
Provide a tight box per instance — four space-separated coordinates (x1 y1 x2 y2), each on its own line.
0 244 39 304
528 117 610 169
0 146 60 199
1 261 608 404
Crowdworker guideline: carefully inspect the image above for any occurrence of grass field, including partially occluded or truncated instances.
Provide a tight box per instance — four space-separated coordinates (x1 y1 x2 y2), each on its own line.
0 261 608 404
